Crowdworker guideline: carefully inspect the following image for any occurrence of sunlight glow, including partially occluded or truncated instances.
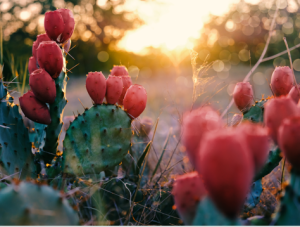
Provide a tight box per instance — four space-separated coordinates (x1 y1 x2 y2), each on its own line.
117 0 244 53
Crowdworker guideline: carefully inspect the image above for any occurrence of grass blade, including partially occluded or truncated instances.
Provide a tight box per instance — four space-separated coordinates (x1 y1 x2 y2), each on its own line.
151 130 170 181
135 141 152 176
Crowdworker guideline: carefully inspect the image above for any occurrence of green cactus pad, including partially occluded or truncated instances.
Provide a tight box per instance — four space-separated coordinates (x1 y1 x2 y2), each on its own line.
243 179 263 212
63 104 132 176
0 81 36 179
0 181 79 225
254 147 282 181
274 170 300 225
28 122 46 151
192 196 240 225
243 99 267 123
40 69 68 164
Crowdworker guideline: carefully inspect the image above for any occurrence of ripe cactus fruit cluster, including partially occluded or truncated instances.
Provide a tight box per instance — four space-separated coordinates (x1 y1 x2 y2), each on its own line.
198 128 254 218
270 66 294 97
233 82 253 112
171 172 207 225
181 106 223 168
264 96 299 144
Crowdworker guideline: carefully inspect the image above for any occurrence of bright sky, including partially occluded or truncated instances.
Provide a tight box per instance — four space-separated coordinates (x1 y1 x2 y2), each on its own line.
117 0 261 53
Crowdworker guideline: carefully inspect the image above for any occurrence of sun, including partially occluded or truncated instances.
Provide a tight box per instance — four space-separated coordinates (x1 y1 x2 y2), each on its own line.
117 0 255 54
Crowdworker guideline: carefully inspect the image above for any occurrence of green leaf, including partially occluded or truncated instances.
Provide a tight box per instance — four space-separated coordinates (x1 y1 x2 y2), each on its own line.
135 141 152 176
151 130 170 181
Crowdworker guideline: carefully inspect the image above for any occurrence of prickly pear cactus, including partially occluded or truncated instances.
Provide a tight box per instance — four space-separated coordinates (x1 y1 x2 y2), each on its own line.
0 181 79 225
63 104 132 176
0 81 36 179
243 99 267 123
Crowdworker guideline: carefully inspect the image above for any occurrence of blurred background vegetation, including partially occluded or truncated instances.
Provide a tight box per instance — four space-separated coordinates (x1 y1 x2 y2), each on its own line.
2 0 300 79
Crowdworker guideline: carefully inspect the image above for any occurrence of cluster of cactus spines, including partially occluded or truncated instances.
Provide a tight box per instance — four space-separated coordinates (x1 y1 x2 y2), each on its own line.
0 181 79 225
19 91 51 125
264 96 299 144
0 82 36 179
171 172 207 225
198 128 254 218
86 72 106 104
181 106 223 168
29 69 56 104
233 82 254 112
288 84 300 103
270 66 294 97
236 122 269 173
123 84 147 119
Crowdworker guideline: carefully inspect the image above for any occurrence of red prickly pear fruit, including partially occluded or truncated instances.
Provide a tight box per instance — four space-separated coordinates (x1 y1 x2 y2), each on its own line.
28 56 37 74
57 9 75 43
237 122 269 173
32 33 51 59
63 116 75 131
105 75 123 104
198 128 254 218
278 116 300 171
19 91 51 125
123 84 147 119
111 65 129 77
44 11 64 42
171 172 207 225
288 84 300 103
264 96 299 144
182 106 223 168
37 41 63 79
29 69 56 104
233 82 253 112
118 76 132 105
63 39 71 53
86 72 106 104
230 113 242 127
270 66 294 97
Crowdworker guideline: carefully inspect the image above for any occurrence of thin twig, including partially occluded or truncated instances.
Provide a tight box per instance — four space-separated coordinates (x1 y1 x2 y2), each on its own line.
221 5 279 118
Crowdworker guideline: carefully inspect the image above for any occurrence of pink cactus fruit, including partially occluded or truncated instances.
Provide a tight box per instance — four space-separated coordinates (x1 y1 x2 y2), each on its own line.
29 69 56 104
237 122 269 173
110 65 132 105
86 72 106 105
37 41 63 79
19 91 51 125
288 84 300 104
123 84 147 119
111 65 129 77
230 113 243 127
63 39 71 53
270 66 294 97
63 116 75 131
198 128 254 218
57 9 75 43
171 172 207 225
264 96 299 144
233 82 253 112
105 75 123 105
28 56 37 74
32 33 51 60
181 106 223 168
278 116 300 171
44 11 64 42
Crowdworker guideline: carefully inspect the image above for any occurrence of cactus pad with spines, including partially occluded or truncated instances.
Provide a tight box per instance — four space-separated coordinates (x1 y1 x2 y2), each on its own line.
63 104 132 176
243 99 267 123
0 81 36 179
0 181 79 225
